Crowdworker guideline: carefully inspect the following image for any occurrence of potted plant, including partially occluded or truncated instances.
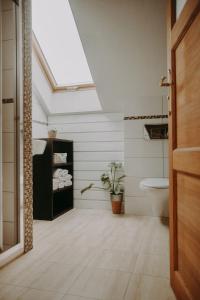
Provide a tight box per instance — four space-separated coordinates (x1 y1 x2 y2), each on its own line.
81 162 125 214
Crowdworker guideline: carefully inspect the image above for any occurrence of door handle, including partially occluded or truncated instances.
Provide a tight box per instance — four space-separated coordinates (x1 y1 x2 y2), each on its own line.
160 69 173 87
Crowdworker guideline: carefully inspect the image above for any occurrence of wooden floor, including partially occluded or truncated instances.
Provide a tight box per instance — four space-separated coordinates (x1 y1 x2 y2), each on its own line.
0 209 176 300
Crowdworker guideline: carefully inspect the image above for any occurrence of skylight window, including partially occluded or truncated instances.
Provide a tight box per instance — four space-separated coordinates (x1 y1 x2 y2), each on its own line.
32 0 94 86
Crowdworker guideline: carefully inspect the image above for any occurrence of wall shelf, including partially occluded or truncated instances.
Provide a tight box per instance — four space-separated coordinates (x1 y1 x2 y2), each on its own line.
33 138 74 220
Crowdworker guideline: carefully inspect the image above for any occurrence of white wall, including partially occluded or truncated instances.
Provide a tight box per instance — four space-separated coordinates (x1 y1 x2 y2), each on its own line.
124 99 168 215
32 90 48 138
69 0 167 113
32 0 169 216
48 113 124 210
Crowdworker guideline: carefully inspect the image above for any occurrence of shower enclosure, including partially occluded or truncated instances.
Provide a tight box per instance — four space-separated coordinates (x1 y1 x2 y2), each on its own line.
0 0 23 258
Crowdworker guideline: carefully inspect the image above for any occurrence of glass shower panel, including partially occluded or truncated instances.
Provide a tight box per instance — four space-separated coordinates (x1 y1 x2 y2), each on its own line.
0 0 19 253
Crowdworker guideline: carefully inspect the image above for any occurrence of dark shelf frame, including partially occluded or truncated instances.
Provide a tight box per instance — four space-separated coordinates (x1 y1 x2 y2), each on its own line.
33 138 74 220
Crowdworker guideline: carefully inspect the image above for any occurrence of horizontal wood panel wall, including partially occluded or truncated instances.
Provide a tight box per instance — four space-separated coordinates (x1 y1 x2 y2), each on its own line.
124 97 169 216
48 113 124 210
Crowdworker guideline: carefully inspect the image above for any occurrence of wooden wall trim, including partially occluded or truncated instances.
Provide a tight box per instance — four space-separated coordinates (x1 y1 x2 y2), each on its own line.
171 0 200 49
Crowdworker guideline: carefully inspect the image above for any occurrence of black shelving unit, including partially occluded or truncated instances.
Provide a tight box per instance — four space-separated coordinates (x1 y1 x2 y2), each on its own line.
33 138 73 220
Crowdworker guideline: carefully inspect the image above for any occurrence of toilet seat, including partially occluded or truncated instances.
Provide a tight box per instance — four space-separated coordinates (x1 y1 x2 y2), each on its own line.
140 178 169 189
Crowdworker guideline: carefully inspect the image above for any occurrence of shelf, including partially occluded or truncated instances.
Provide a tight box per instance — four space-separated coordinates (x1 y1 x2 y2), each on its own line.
53 206 73 220
53 185 72 193
53 162 73 168
33 138 74 221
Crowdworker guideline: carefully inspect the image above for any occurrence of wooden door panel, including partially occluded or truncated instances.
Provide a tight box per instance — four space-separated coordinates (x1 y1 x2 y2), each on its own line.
168 1 200 299
176 12 200 148
177 173 200 299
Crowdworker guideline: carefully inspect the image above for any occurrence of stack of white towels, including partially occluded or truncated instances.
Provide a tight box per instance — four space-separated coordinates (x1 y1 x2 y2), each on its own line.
53 169 72 190
53 153 67 164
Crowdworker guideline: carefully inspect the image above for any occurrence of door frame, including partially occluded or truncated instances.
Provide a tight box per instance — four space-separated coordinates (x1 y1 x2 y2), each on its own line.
168 1 200 299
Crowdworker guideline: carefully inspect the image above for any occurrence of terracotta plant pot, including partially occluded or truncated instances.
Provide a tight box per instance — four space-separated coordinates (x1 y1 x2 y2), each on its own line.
111 193 123 214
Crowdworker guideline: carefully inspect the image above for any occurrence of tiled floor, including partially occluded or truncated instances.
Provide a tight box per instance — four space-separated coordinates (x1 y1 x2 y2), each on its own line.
0 209 176 300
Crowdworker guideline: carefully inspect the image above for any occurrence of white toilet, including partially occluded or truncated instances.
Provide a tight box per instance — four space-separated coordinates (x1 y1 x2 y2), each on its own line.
140 178 169 217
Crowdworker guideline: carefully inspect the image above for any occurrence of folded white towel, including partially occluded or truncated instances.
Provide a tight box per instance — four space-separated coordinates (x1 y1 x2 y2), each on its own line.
53 181 59 190
53 169 69 178
53 178 59 183
53 153 67 164
59 182 65 189
64 180 72 187
64 174 72 180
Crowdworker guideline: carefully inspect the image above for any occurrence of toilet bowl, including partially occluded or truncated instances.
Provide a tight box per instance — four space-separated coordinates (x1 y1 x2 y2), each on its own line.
140 178 169 217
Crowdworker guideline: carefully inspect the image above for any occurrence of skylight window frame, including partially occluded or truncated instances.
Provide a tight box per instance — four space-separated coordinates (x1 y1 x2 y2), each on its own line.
32 33 96 93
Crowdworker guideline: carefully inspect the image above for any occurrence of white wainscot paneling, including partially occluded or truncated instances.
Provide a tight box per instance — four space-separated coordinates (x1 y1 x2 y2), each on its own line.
49 113 123 124
74 141 124 152
49 113 124 210
74 171 104 181
74 162 112 171
74 190 109 201
74 180 102 190
48 121 123 133
125 140 163 158
125 158 163 177
58 131 123 142
74 152 124 162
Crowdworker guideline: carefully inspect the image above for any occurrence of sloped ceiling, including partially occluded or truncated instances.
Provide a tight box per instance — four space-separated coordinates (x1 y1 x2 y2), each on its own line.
69 0 167 114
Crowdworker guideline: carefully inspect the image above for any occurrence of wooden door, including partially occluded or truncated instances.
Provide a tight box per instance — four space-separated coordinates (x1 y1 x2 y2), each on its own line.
167 1 200 299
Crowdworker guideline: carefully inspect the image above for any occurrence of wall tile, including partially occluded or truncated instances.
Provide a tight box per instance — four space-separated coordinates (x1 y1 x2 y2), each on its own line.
2 70 15 99
125 158 163 177
3 221 17 246
3 192 15 222
2 40 15 70
125 140 163 158
2 103 15 133
2 163 15 192
2 10 15 41
2 133 15 162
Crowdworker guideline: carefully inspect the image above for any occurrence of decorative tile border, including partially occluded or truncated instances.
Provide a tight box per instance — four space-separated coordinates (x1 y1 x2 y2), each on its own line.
124 114 168 120
23 0 33 253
